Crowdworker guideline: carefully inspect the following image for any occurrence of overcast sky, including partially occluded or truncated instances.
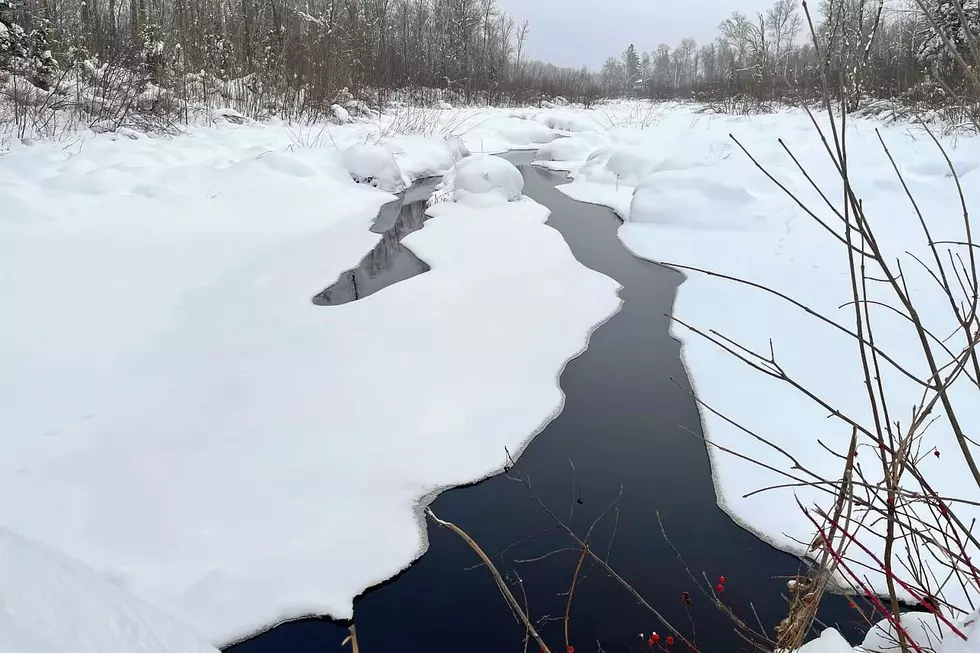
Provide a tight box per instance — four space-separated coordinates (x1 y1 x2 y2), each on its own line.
494 0 779 69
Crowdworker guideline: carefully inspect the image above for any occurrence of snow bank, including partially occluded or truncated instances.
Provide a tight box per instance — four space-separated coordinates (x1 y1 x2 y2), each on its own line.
574 144 714 187
536 112 599 133
384 133 470 181
794 610 980 653
628 171 774 231
534 135 605 167
0 117 619 645
434 154 524 203
0 527 217 653
460 114 558 153
342 142 409 192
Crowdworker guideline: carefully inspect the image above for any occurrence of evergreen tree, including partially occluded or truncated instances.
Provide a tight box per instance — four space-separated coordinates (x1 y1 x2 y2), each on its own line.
917 0 980 77
623 43 640 95
27 19 58 88
0 0 27 74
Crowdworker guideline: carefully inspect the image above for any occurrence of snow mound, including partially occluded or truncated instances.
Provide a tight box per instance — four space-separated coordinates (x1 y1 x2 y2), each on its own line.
342 143 408 192
794 611 980 653
535 136 603 163
436 154 524 204
576 145 712 187
331 104 351 124
0 527 217 653
628 171 769 231
211 107 250 125
860 613 950 653
495 118 557 147
384 135 470 182
538 113 598 133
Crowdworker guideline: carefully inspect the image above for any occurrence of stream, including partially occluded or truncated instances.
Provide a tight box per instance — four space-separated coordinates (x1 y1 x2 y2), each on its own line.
231 154 866 653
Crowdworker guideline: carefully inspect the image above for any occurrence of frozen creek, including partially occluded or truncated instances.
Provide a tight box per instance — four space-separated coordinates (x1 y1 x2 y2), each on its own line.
230 152 866 653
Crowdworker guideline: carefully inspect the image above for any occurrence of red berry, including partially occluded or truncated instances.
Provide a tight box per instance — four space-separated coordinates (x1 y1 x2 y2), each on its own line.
567 647 575 653
681 591 691 605
666 636 675 646
718 575 726 584
651 633 660 644
935 450 941 458
647 638 654 647
716 583 725 593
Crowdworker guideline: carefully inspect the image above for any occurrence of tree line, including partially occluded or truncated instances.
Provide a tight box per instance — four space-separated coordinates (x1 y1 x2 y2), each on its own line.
600 0 979 111
1 0 600 121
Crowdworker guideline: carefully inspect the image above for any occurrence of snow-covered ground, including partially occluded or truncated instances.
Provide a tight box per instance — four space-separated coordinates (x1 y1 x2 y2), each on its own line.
0 526 219 653
2 99 979 650
0 112 618 644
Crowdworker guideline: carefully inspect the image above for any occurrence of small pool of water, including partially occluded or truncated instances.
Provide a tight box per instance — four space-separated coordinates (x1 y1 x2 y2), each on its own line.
232 155 867 653
313 178 442 306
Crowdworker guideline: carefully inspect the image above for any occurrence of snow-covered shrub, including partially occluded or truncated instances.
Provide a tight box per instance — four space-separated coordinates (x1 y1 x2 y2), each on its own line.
342 143 407 192
331 103 351 124
212 107 250 125
434 154 524 204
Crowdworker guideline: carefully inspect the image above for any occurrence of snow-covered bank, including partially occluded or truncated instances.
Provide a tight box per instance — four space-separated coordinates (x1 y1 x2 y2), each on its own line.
0 527 219 653
524 103 980 616
0 119 620 644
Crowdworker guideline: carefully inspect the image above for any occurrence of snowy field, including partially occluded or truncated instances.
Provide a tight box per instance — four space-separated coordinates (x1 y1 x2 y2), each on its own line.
2 100 979 649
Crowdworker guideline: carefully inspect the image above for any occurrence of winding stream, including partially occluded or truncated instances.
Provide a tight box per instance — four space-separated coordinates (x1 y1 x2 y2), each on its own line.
231 155 864 653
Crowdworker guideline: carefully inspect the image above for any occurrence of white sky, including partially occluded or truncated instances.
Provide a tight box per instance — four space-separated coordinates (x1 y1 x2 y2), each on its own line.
495 0 780 69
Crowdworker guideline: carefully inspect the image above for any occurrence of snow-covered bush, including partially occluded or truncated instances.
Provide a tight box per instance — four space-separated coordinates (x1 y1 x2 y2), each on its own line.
342 143 407 192
434 154 524 204
331 103 351 124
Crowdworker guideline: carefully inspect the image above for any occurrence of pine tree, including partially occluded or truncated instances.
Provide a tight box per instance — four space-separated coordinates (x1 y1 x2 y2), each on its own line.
623 43 641 95
917 0 980 76
0 0 28 74
27 19 58 89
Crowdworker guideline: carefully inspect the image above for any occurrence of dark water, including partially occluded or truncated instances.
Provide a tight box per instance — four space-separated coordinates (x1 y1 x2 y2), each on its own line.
231 157 866 653
313 178 442 306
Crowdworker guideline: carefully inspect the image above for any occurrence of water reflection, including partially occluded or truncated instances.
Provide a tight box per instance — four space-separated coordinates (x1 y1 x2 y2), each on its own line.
313 179 442 306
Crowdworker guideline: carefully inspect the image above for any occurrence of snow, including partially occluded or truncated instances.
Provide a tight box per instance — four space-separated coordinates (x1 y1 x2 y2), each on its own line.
0 116 620 645
341 142 408 192
434 153 525 203
383 133 470 180
330 104 351 124
0 526 217 653
534 134 607 167
489 101 980 615
791 610 980 653
861 613 951 653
